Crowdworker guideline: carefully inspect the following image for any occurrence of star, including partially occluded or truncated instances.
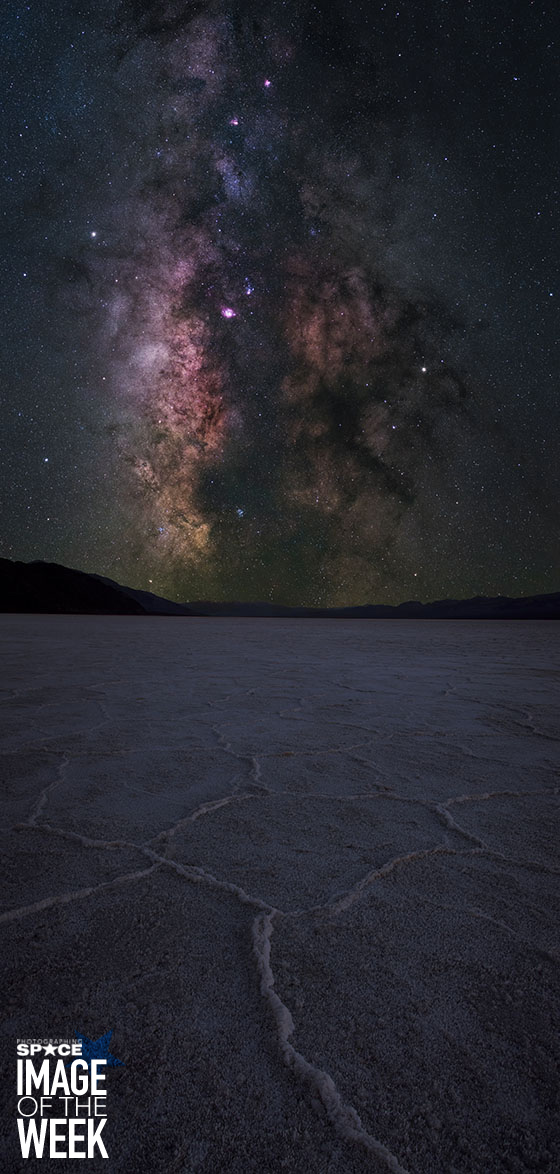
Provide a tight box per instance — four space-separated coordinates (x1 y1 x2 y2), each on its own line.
221 306 236 318
71 1029 124 1069
43 1044 57 1055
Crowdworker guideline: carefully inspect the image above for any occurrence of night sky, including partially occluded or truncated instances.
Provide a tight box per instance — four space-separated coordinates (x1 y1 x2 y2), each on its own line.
1 1 558 606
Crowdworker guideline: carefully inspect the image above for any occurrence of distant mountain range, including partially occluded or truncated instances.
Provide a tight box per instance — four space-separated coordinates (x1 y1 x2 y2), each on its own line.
1 558 559 619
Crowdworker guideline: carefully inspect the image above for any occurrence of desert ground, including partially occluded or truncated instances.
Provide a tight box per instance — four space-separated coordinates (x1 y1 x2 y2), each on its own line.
1 617 559 1173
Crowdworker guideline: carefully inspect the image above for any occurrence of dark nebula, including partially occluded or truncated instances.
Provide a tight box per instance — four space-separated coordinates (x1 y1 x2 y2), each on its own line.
1 0 557 604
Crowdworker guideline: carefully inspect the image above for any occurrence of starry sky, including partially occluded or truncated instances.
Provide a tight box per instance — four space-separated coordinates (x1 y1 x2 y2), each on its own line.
1 0 558 606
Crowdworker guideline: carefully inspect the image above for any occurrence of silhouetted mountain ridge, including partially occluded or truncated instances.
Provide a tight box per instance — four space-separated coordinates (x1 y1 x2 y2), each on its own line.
189 595 560 618
0 559 559 617
0 559 195 615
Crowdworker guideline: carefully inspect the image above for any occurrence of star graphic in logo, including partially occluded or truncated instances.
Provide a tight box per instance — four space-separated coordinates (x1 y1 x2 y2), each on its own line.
70 1030 124 1069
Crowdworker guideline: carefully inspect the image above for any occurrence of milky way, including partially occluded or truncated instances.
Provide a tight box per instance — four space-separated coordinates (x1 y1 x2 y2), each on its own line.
2 0 557 604
99 0 480 602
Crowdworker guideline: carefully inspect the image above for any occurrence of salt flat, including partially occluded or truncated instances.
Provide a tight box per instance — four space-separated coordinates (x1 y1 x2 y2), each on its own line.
1 617 559 1173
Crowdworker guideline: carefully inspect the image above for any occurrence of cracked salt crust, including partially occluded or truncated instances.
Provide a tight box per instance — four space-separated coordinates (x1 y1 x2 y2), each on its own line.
1 617 559 1173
